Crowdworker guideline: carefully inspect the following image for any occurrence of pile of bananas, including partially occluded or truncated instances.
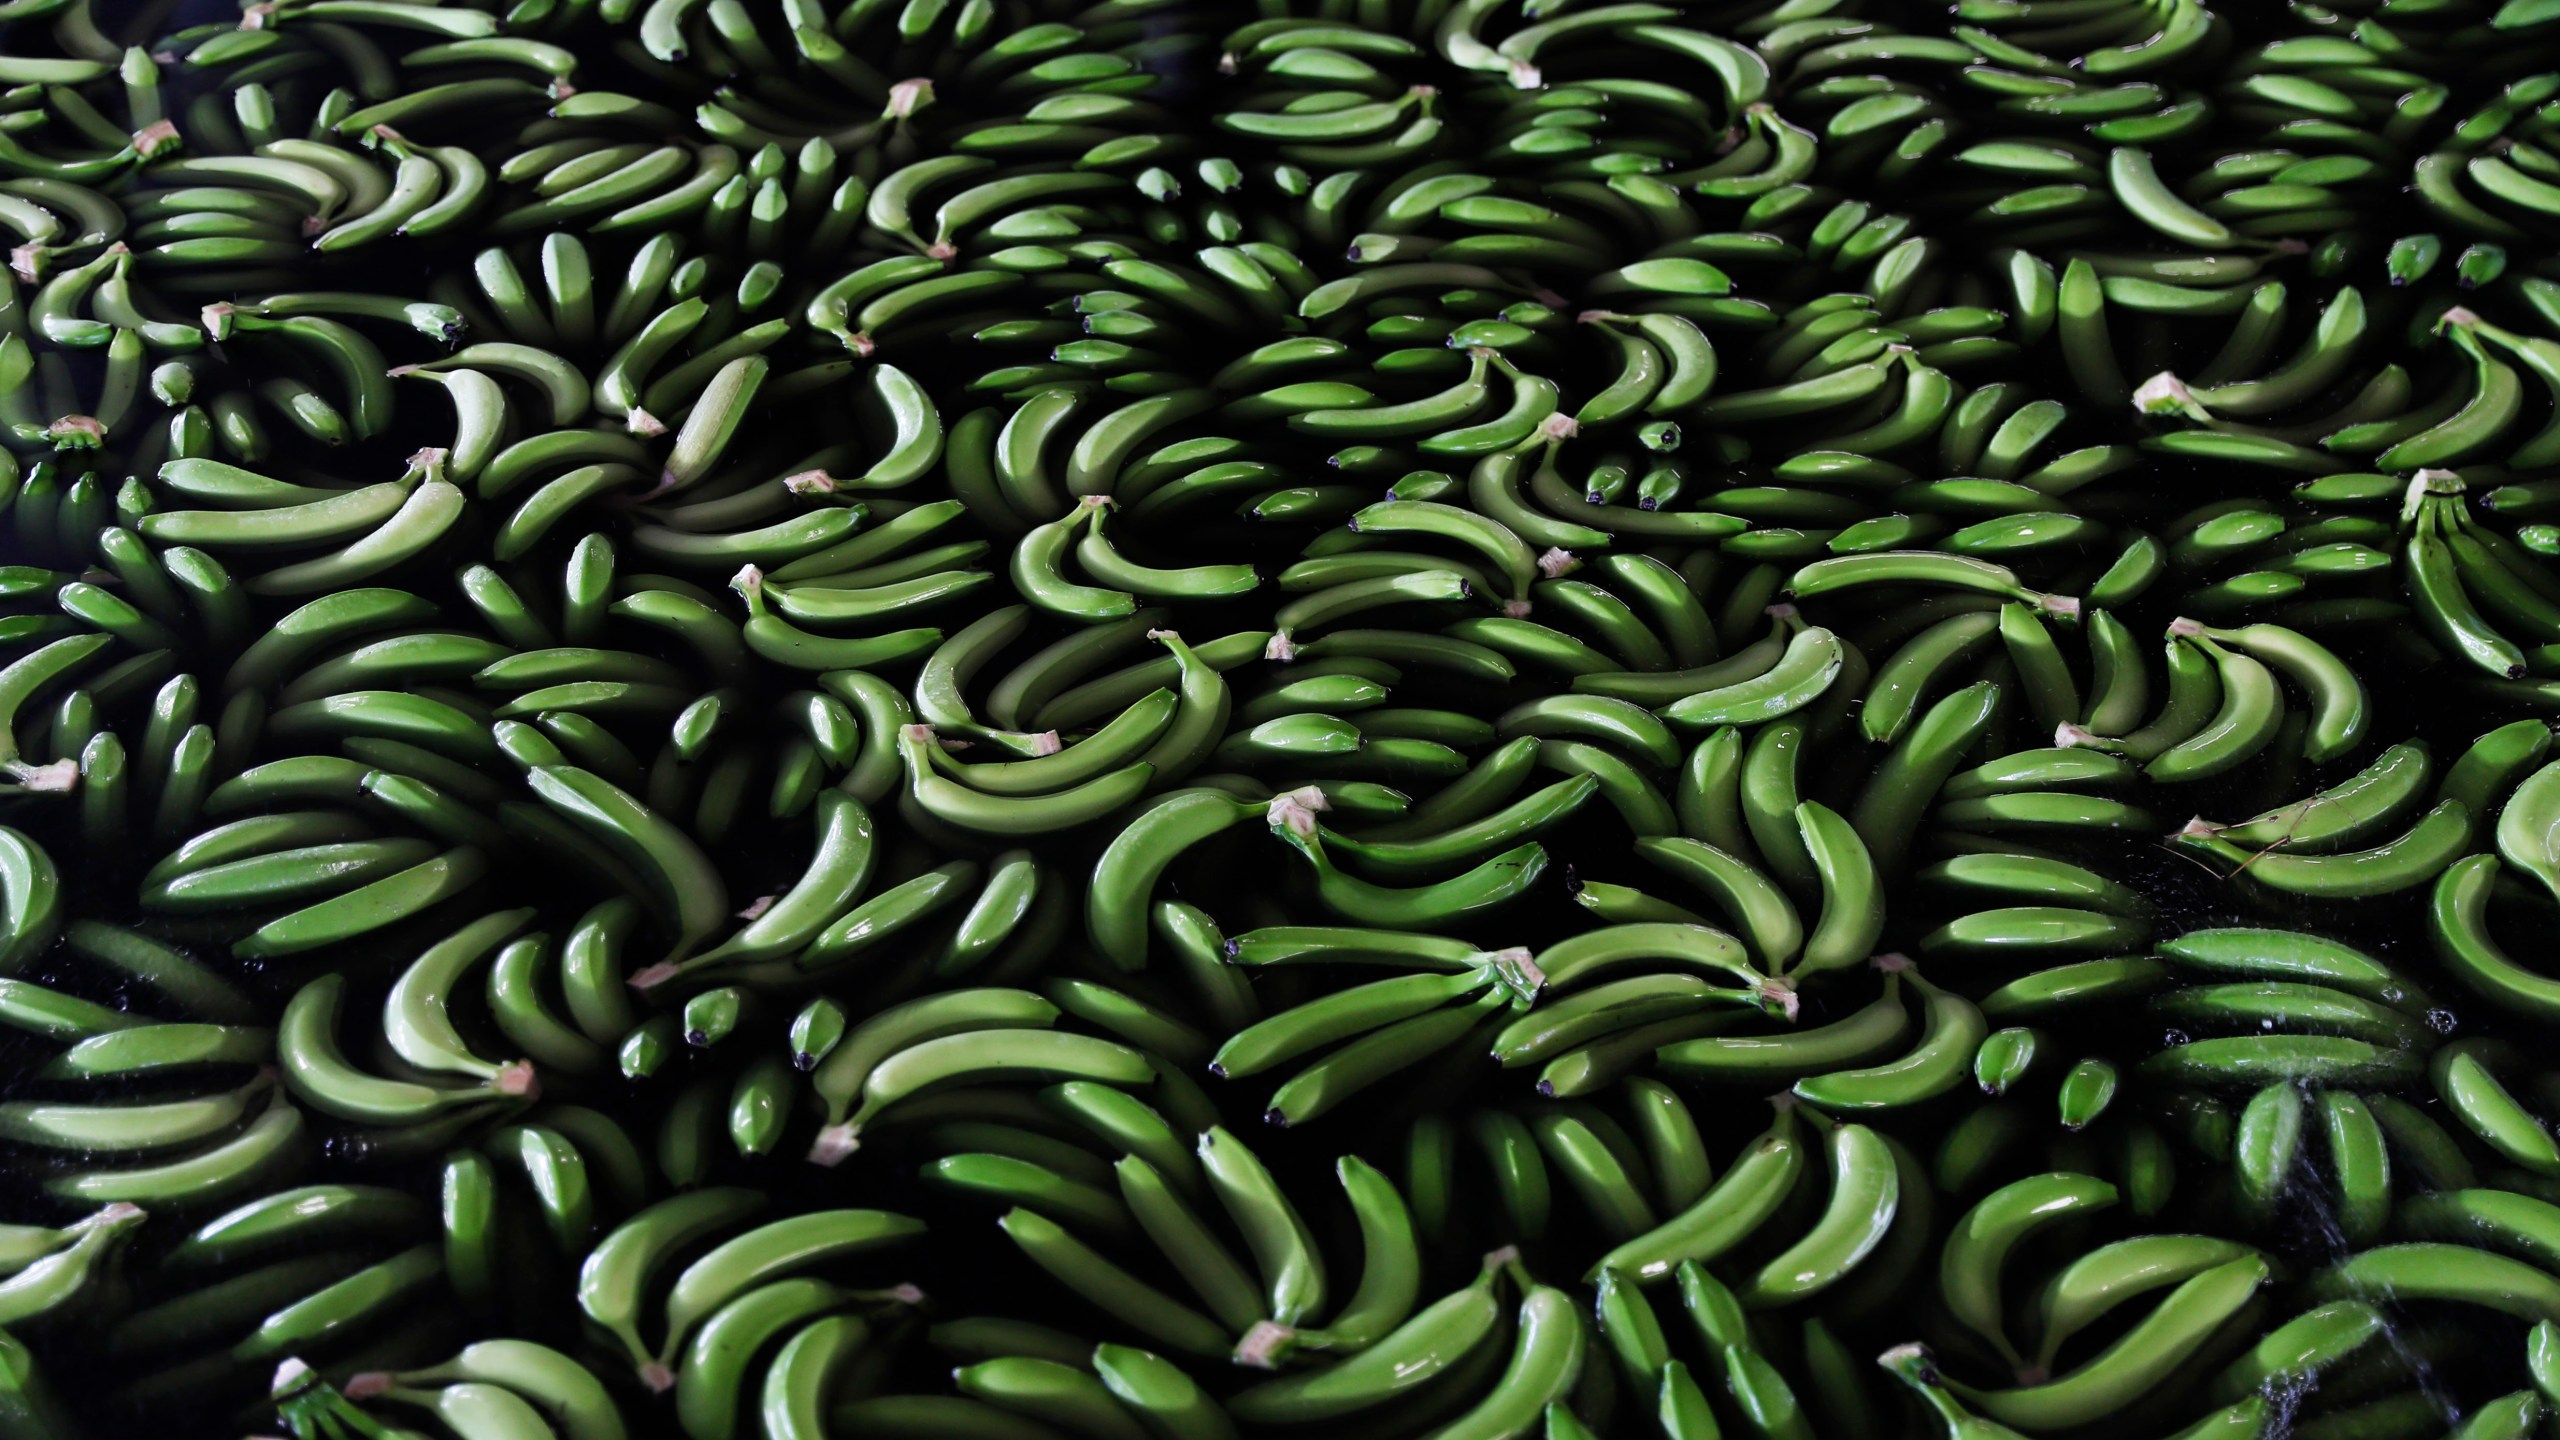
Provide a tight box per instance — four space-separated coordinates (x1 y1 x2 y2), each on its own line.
18 0 2560 1434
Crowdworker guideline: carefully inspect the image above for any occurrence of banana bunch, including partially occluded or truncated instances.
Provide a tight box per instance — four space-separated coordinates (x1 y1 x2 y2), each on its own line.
2398 469 2560 688
2138 929 2438 1231
1199 920 1529 1123
139 135 427 274
1920 811 2151 959
0 1201 143 1330
0 169 130 288
113 1180 453 1420
1884 1340 2268 1440
2129 283 2388 448
1573 1099 1930 1341
0 44 176 196
0 292 181 452
265 1361 416 1440
2434 783 2560 1045
2056 614 2371 782
1378 1078 1933 1345
634 957 1217 1183
0 901 303 1221
1916 1174 2275 1431
2167 718 2517 899
2145 501 2396 624
548 1191 923 1405
1380 1079 1713 1254
2408 95 2560 247
787 980 1164 1166
267 1339 626 1439
624 788 1080 995
17 238 195 360
137 451 463 597
1585 1258 1899 1440
141 737 500 959
1227 1260 1604 1437
921 1114 1419 1370
344 1340 628 1440
1931 1047 2185 1223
